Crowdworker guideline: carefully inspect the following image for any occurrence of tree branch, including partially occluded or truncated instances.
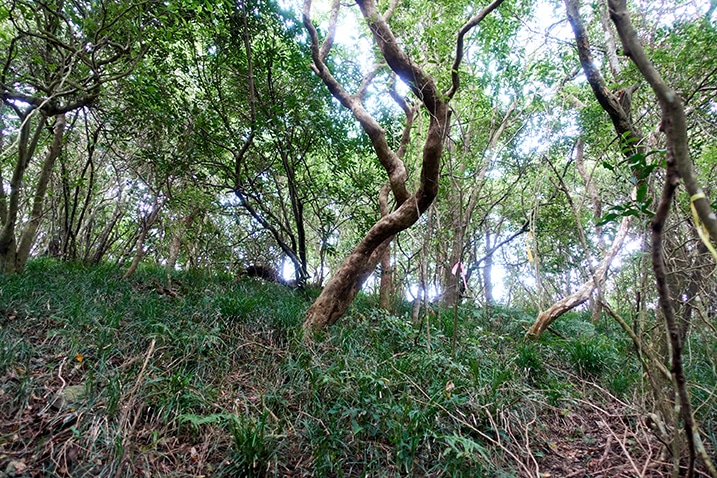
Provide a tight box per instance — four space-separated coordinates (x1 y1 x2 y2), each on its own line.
609 0 717 250
355 0 442 115
319 0 340 62
388 73 418 161
445 0 507 100
303 0 411 205
564 0 642 154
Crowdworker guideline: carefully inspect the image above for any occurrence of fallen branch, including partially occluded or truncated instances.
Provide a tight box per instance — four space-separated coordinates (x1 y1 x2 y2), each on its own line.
527 215 631 338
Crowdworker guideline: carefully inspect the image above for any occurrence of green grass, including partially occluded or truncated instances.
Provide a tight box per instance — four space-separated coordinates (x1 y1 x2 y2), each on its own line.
1 259 711 476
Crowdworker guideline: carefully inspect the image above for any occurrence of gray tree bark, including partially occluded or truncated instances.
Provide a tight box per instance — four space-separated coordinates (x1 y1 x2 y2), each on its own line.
0 110 47 273
16 113 67 270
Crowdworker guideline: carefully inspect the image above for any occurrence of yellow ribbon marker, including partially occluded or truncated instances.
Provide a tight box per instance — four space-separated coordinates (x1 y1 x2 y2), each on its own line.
526 231 534 263
690 192 717 262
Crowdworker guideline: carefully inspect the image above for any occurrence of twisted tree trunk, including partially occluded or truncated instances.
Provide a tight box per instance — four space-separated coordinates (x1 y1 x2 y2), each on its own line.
302 0 506 330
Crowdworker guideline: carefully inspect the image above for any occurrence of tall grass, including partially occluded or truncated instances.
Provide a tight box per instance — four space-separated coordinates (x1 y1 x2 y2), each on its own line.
0 259 696 476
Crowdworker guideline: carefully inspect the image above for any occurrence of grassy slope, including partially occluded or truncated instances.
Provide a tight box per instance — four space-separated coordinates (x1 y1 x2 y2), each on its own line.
0 259 712 477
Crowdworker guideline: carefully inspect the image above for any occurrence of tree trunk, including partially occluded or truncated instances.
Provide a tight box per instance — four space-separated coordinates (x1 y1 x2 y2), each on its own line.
441 100 515 308
527 215 631 337
279 150 309 284
378 184 393 311
122 197 165 280
378 245 393 310
166 209 198 286
87 199 125 265
304 160 444 329
598 0 622 79
0 110 7 225
483 232 494 305
574 138 606 321
0 109 47 273
16 113 67 271
60 122 98 261
234 188 307 284
306 235 394 328
442 210 466 307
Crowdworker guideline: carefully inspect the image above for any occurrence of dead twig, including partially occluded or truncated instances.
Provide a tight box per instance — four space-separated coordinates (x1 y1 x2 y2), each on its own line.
598 433 613 467
113 338 156 478
599 419 642 476
389 363 536 477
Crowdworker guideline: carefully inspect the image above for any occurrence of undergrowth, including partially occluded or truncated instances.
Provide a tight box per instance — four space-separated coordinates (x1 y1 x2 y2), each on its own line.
0 259 712 476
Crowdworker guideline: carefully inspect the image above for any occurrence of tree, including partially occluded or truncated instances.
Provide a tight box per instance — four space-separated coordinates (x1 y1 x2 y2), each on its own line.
302 0 508 330
607 1 717 475
164 0 352 285
0 0 149 272
522 1 717 475
526 0 644 337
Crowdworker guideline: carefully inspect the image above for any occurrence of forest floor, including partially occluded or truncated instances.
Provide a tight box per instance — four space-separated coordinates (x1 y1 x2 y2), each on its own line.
532 397 674 477
0 260 713 477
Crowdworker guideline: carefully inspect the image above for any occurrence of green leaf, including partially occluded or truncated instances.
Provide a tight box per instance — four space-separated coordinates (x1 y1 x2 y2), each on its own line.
627 152 646 169
596 212 619 227
636 183 647 203
601 160 614 171
351 419 364 436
